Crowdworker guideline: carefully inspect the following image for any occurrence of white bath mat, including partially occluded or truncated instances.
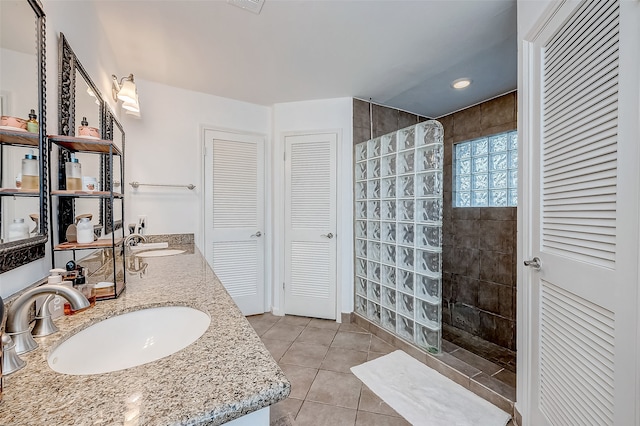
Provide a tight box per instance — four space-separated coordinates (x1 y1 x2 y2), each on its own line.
351 350 511 426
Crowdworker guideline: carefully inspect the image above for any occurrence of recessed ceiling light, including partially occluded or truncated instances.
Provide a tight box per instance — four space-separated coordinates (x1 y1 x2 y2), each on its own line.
227 0 265 14
452 78 472 89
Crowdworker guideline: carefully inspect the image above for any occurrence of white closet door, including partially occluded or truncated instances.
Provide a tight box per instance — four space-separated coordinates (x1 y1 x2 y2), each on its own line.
523 0 639 424
204 130 265 316
284 133 337 319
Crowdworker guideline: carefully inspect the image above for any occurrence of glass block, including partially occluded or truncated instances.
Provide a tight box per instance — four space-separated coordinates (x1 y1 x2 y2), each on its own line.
508 169 517 188
472 174 488 191
367 221 380 240
356 220 367 238
381 307 396 332
367 301 381 324
367 261 381 283
398 292 414 317
368 137 381 157
417 299 440 329
490 153 507 171
355 162 367 181
472 190 488 207
382 264 396 287
490 171 507 189
368 241 380 262
381 200 396 221
368 281 381 302
381 243 396 265
472 156 488 174
455 141 471 159
417 145 443 172
416 274 441 303
367 159 380 178
398 200 414 222
399 127 415 151
456 158 471 175
509 188 518 206
456 191 471 207
356 257 367 277
381 287 396 309
398 246 414 270
356 277 367 297
490 134 508 152
381 133 397 155
417 249 441 275
355 142 368 162
398 223 414 246
417 171 442 197
398 175 414 198
355 239 367 257
509 131 518 151
355 182 367 200
457 174 471 192
381 177 396 199
490 190 508 207
367 180 381 199
398 150 415 174
381 155 396 177
398 269 414 294
417 225 441 249
509 149 518 169
367 201 380 219
472 137 488 156
355 201 367 219
355 295 367 315
416 325 440 353
396 315 414 340
417 198 442 223
381 222 396 243
416 121 444 146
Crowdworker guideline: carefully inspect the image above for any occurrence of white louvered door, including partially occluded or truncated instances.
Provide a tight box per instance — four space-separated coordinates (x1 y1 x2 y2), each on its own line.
524 0 639 424
204 130 265 315
284 133 337 319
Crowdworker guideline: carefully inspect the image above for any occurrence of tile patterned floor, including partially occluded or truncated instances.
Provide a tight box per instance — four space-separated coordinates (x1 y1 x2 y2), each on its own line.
247 313 517 426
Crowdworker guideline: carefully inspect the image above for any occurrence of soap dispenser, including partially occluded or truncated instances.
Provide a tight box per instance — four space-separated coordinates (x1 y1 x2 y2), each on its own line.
21 149 39 190
65 153 82 191
26 109 39 133
76 217 93 244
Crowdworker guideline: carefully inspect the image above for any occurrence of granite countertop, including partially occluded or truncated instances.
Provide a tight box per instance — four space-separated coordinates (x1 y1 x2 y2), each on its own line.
0 239 290 425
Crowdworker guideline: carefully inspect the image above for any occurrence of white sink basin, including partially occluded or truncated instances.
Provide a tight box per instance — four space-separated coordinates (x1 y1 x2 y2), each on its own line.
48 306 210 375
135 249 186 257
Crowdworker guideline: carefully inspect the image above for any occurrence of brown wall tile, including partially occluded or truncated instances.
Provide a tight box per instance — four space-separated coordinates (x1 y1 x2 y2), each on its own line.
477 281 514 319
453 104 482 139
398 110 418 129
481 93 516 129
477 220 515 254
479 251 513 286
353 98 371 129
353 126 371 145
373 104 399 138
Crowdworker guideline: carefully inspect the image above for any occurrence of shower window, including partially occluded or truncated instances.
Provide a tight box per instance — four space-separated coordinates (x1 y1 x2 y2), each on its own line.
453 130 518 207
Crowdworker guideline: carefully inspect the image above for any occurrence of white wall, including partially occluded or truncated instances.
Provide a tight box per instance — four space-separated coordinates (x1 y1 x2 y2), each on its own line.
271 98 354 318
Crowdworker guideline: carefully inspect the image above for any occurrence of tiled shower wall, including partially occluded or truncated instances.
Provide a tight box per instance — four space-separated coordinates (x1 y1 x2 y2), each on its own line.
439 92 518 351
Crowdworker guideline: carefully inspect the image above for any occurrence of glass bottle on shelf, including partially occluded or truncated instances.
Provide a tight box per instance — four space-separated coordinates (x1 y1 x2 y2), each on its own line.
65 153 82 191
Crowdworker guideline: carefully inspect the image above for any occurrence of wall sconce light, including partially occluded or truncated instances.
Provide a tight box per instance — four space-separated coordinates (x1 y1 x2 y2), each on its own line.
112 74 140 113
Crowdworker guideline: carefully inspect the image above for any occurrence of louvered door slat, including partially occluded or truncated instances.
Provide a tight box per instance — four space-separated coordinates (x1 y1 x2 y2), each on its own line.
291 142 331 229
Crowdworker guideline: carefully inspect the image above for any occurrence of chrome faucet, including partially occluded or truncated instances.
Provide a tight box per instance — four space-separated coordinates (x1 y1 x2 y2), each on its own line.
124 233 147 247
5 284 89 355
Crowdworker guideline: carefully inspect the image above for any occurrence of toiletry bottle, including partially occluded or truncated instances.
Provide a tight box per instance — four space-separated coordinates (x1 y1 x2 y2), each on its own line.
76 217 93 244
21 149 39 190
8 218 29 241
65 153 82 191
26 109 39 133
65 270 95 315
47 268 68 319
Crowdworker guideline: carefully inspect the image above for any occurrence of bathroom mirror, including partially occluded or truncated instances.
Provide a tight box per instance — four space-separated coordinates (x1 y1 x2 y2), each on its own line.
56 32 104 242
103 107 124 235
0 0 48 273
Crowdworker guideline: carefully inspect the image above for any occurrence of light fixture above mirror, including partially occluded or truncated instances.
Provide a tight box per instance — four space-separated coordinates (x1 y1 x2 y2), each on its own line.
111 74 140 114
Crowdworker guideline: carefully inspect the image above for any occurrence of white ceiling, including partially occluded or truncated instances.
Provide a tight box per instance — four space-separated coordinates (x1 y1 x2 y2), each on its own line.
93 0 517 118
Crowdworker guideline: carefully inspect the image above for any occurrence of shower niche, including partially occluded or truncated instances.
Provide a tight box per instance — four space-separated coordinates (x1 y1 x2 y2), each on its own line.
354 120 444 353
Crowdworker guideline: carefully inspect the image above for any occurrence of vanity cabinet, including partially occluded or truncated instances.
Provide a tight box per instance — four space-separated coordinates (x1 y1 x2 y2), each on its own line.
48 135 126 299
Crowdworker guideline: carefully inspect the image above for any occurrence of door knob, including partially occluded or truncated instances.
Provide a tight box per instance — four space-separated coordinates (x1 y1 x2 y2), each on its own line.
524 257 541 270
250 231 262 238
321 233 334 239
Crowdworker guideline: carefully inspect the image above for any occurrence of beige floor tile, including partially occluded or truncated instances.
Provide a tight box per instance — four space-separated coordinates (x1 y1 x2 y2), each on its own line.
280 341 330 368
332 331 371 352
308 318 341 329
278 364 318 400
247 312 281 325
355 411 411 426
369 336 395 354
320 347 368 374
251 320 275 337
358 387 401 417
270 397 303 423
367 352 386 361
339 322 370 333
295 401 357 426
280 315 312 326
297 327 337 346
262 323 306 342
261 338 292 362
306 370 362 409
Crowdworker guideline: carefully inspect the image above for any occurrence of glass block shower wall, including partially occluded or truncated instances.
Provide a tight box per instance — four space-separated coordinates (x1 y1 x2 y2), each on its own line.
354 120 444 353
